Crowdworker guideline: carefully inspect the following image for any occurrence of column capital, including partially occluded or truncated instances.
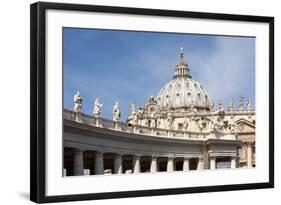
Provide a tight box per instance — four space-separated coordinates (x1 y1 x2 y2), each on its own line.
167 154 175 159
95 151 104 157
183 156 191 160
151 155 158 160
73 148 85 153
133 154 142 160
115 153 123 158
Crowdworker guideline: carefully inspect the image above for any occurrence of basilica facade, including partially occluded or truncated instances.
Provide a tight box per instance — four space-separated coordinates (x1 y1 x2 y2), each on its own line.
63 48 255 176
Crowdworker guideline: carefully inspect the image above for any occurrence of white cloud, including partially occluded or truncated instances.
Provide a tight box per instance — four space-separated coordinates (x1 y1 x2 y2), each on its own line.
190 37 255 108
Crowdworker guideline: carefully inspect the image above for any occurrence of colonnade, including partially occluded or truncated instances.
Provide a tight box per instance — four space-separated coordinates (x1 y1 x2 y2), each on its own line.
65 148 237 176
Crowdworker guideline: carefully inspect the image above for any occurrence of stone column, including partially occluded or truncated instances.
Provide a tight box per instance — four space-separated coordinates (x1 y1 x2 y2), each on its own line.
197 156 204 170
95 151 104 175
114 154 123 174
73 149 84 176
167 156 174 172
210 157 216 170
150 156 158 173
183 157 190 171
247 143 253 168
133 155 141 173
231 157 237 169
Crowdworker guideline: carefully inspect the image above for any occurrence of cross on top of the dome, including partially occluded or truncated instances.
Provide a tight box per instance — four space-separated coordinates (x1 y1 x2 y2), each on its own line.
174 47 191 78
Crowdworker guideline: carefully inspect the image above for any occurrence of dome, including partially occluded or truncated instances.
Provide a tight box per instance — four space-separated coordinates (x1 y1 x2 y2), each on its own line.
156 48 212 110
156 77 212 109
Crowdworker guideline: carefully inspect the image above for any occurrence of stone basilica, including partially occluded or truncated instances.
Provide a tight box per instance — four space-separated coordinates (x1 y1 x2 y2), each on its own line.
63 48 255 176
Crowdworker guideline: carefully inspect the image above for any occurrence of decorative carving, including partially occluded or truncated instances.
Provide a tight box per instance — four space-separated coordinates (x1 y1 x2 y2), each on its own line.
228 118 237 133
209 116 216 131
198 117 208 132
166 113 173 130
209 116 224 131
148 96 157 104
183 117 190 131
237 123 245 131
150 119 156 128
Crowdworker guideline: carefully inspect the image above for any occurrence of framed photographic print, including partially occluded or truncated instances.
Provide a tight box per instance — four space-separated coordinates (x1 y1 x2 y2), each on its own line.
30 2 274 203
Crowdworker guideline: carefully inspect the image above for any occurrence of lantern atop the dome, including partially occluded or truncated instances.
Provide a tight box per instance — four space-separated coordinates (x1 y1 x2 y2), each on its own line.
174 47 191 78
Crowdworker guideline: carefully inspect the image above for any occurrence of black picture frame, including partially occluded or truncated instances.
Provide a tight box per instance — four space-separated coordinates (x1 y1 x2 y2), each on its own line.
30 1 274 203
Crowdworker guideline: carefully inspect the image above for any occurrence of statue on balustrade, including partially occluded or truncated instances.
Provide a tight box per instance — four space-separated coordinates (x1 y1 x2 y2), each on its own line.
93 98 103 117
130 103 137 116
246 99 251 111
238 97 244 111
73 91 82 113
217 100 224 113
127 103 140 126
112 101 121 121
229 98 234 111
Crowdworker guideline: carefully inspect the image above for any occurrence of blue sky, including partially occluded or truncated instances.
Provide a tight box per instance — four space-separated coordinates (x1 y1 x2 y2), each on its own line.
64 28 255 121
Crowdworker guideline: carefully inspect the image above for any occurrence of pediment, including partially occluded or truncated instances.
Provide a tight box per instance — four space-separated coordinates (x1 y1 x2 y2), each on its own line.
235 118 255 133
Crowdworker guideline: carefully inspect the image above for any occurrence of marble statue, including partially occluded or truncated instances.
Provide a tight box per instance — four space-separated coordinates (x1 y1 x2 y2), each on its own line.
229 98 234 111
112 102 121 121
210 101 215 111
129 103 137 117
217 100 224 112
246 99 250 110
127 104 141 126
73 91 82 113
238 97 244 111
93 98 103 117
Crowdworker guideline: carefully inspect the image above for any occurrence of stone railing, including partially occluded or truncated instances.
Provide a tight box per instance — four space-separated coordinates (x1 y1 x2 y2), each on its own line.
64 109 237 140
